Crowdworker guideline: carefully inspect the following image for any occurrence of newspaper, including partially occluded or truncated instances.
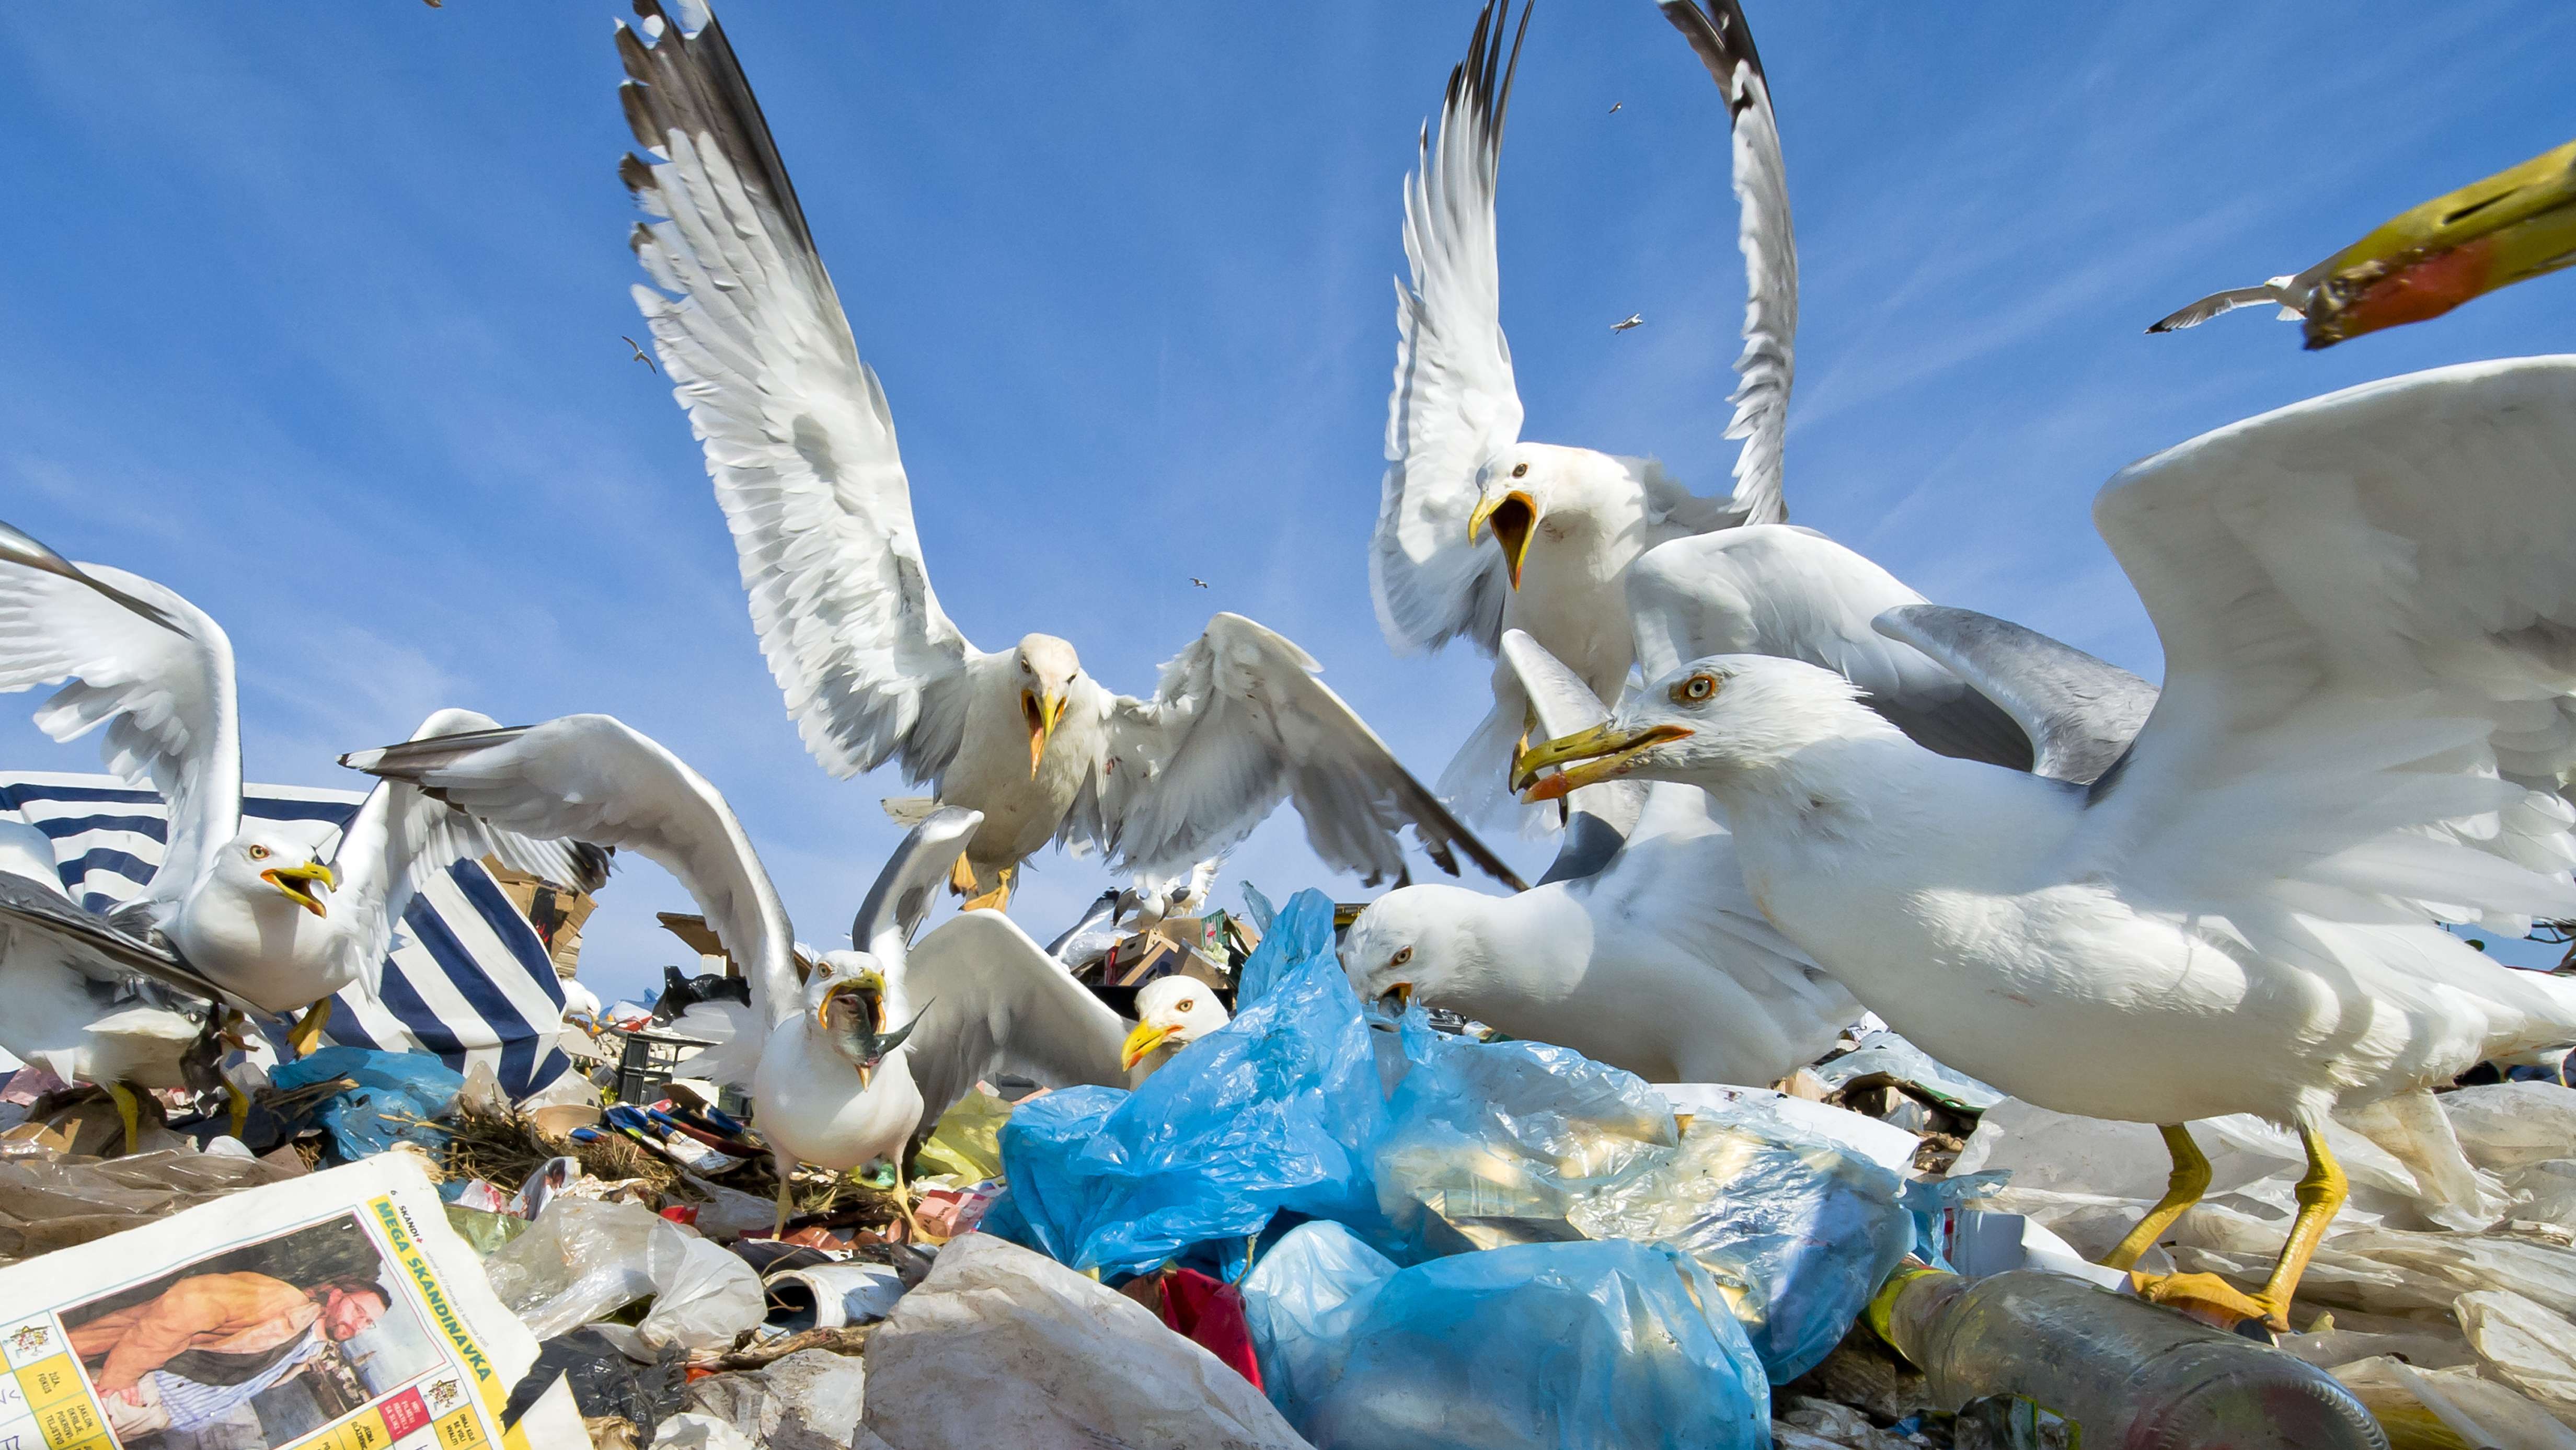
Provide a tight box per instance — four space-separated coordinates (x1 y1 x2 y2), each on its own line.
0 1153 583 1450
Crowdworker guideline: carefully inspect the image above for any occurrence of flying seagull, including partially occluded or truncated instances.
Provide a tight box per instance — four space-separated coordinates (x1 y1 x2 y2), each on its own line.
614 1 1520 911
1611 313 1644 332
1519 358 2576 1331
1370 0 1795 824
2150 137 2576 348
0 524 602 1060
347 718 1227 1234
622 335 658 372
1188 577 1210 589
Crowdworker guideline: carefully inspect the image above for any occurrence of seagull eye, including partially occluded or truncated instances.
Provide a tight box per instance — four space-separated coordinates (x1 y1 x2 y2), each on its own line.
1391 946 1413 967
1510 463 1528 478
247 845 271 861
1674 674 1718 704
1176 1000 1192 1013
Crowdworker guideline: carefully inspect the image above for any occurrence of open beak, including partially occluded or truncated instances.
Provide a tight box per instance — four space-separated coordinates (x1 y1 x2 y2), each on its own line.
1513 722 1694 802
1377 982 1413 1016
2303 139 2576 348
261 861 337 917
1024 689 1066 779
1466 491 1538 590
1119 1022 1170 1072
820 978 923 1088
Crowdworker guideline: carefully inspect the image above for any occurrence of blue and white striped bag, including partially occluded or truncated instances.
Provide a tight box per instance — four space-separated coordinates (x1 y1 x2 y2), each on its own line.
0 770 572 1099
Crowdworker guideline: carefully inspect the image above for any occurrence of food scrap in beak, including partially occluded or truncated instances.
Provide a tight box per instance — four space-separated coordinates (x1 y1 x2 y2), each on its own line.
261 861 337 917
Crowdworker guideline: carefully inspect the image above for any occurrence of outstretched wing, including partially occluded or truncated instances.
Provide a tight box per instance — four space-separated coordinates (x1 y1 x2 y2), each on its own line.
1628 526 2033 771
1072 614 1525 890
1872 606 2158 786
344 714 802 1032
1658 0 1796 524
618 1 980 787
0 529 240 916
0 871 263 1017
1369 0 1530 658
897 908 1130 1134
850 806 981 963
1502 629 1645 884
2080 356 2576 937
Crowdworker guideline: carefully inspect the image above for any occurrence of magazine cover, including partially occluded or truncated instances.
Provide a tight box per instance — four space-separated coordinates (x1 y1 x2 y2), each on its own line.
0 1155 582 1450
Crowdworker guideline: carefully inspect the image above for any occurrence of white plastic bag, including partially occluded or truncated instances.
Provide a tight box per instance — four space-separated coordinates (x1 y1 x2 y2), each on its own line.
481 1198 762 1350
2459 1288 2576 1424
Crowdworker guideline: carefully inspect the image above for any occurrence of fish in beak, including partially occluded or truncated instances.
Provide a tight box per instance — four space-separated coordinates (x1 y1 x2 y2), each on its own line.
1119 1021 1170 1072
1467 491 1538 590
1513 722 1695 802
819 975 922 1088
261 861 337 917
1023 688 1067 778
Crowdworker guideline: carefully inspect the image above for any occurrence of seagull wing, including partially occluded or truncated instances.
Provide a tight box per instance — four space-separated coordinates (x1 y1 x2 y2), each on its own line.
1370 1 1531 658
0 540 240 916
1071 614 1525 890
895 908 1131 1135
0 871 261 1016
344 714 803 1031
1502 629 1646 883
1658 0 1796 525
2080 356 2576 938
850 805 981 963
326 709 612 997
1872 606 2158 786
618 2 981 787
1628 526 2034 771
2146 283 2292 333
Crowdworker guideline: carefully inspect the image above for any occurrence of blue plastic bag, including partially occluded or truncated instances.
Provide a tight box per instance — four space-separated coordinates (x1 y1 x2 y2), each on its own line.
269 1047 465 1163
993 890 1394 1277
1566 1091 1916 1382
1241 1220 1768 1450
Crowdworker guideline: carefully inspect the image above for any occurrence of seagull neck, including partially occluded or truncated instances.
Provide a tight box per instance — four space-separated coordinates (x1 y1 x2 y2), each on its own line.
1689 734 1909 843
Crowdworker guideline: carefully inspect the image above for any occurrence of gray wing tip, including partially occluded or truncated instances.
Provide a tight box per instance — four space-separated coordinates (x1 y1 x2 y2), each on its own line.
1660 0 1768 109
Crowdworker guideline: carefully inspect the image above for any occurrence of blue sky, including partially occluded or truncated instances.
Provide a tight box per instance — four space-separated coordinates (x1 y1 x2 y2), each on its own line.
4 1 2573 1005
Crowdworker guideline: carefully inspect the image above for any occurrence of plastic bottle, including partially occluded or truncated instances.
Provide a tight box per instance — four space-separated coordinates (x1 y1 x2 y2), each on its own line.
1872 1268 2388 1450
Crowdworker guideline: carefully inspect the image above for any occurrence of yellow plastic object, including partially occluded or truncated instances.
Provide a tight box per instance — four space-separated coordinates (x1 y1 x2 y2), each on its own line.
914 1088 1011 1182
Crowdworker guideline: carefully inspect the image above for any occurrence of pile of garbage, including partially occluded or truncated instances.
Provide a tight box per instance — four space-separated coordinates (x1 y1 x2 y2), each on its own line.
6 886 2576 1448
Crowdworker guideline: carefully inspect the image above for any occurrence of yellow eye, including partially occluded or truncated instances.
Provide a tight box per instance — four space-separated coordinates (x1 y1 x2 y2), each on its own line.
1391 946 1413 967
1510 463 1528 478
1674 673 1718 704
248 844 271 861
1176 1000 1193 1013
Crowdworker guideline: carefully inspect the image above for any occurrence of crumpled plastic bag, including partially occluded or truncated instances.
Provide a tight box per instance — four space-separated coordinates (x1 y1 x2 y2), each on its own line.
1373 1013 1676 1239
911 1087 1009 1182
861 1233 1312 1450
1566 1092 1920 1382
0 1146 304 1266
2442 1083 2576 1172
679 1349 869 1450
269 1047 465 1162
481 1198 762 1350
2332 1355 2576 1450
2457 1287 2576 1422
1812 1030 2005 1112
988 890 1390 1277
1239 1220 1768 1450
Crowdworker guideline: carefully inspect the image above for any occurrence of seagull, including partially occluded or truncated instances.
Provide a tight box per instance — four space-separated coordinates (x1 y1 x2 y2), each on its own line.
1344 631 1857 1085
345 716 1227 1234
1369 0 1795 823
1611 313 1644 333
1608 102 1623 115
2150 137 2576 349
614 1 1520 911
1188 577 1211 590
0 523 601 1061
621 335 658 372
1517 358 2576 1330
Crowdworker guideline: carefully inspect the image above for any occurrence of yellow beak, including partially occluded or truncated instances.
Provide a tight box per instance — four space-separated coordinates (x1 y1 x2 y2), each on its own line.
2304 138 2576 348
1381 982 1413 1013
1025 689 1066 779
261 862 337 917
1120 1022 1171 1072
1513 722 1695 802
1466 490 1538 590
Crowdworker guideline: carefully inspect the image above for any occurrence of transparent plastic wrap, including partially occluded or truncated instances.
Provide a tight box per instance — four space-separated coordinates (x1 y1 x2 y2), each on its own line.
1373 1013 1676 1238
1239 1220 1768 1450
0 1146 304 1265
2333 1355 2576 1450
1567 1093 1918 1381
991 890 1392 1277
2456 1287 2576 1425
481 1197 763 1350
2440 1082 2576 1171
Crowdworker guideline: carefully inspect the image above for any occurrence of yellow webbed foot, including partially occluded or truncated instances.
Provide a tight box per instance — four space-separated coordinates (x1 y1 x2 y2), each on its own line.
283 999 335 1059
948 854 979 897
105 1081 143 1157
2129 1270 2286 1332
959 865 1014 914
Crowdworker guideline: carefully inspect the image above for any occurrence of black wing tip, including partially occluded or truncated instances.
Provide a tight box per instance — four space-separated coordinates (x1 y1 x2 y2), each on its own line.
1661 0 1769 115
1442 0 1532 152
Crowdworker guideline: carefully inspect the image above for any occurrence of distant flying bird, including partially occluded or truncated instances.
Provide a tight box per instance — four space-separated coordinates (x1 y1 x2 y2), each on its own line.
1608 102 1623 114
1612 313 1644 333
623 336 658 373
1188 577 1210 589
2150 137 2576 348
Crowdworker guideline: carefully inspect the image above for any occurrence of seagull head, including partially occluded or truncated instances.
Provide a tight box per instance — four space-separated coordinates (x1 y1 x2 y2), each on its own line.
1120 974 1229 1072
217 826 338 918
808 950 921 1087
1340 885 1485 1020
1015 634 1081 778
1468 443 1648 590
1514 654 1879 800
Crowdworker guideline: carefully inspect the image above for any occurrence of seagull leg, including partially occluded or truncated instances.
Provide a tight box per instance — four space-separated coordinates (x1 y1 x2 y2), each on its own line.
960 865 1014 914
283 999 334 1059
226 1083 250 1141
948 854 979 898
2099 1124 2210 1271
892 1150 927 1243
2132 1122 2345 1332
105 1081 143 1157
772 1149 798 1238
